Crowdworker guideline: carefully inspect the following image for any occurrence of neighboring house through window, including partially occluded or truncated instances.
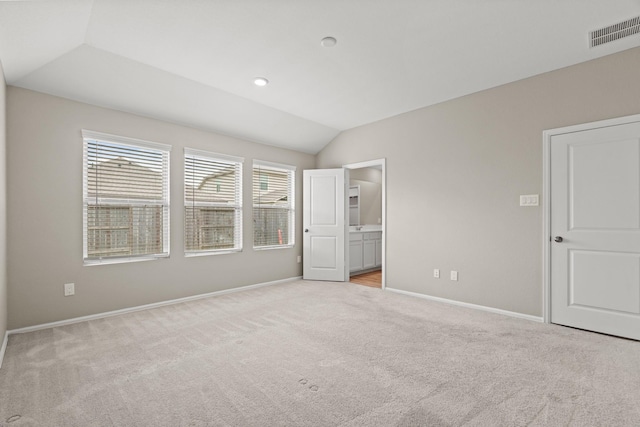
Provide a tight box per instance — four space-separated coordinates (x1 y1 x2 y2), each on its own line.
253 160 295 248
82 130 171 264
259 173 268 191
184 148 243 255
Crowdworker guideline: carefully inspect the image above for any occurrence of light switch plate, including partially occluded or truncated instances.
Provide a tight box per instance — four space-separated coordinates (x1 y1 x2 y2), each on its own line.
450 271 458 281
520 194 539 207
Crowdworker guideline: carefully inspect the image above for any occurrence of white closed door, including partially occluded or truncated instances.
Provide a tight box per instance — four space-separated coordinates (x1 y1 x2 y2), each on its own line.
551 120 640 340
303 169 348 281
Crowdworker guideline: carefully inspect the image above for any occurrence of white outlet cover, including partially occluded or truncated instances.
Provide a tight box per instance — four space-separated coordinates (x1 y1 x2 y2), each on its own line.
64 283 75 296
434 269 440 278
450 271 458 281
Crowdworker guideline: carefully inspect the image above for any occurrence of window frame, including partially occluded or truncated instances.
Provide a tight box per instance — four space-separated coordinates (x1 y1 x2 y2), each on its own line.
184 148 244 257
252 160 296 250
82 130 171 265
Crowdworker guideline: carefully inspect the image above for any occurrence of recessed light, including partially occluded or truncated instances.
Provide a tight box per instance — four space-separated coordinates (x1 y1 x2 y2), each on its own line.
320 36 337 48
254 77 269 87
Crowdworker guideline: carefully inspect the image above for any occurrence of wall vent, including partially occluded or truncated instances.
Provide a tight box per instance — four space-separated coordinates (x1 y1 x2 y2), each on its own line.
590 16 640 47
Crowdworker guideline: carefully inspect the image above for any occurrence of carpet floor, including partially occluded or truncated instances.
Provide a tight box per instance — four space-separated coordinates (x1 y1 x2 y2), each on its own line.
1 280 639 426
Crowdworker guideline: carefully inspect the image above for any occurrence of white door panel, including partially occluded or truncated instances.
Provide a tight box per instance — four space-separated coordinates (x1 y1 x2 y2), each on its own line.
551 121 640 340
570 250 640 314
569 139 640 230
310 175 337 225
303 169 348 281
310 236 338 269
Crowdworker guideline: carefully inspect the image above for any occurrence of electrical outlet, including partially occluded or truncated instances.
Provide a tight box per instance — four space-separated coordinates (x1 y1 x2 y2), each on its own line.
434 269 440 278
64 283 75 296
297 255 302 263
450 271 458 281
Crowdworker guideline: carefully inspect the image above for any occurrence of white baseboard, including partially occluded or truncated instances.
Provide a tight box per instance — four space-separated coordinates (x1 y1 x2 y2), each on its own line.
386 287 544 323
8 276 303 336
0 331 8 369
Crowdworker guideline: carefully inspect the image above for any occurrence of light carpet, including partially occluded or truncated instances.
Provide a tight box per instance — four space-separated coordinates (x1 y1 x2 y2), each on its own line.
1 280 639 426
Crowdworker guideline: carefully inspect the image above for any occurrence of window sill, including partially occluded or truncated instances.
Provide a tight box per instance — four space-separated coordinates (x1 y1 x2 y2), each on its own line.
84 255 169 266
253 244 295 251
185 249 242 258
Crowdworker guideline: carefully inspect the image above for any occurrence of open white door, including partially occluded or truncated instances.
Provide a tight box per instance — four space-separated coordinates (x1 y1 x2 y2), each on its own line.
303 168 348 281
550 119 640 340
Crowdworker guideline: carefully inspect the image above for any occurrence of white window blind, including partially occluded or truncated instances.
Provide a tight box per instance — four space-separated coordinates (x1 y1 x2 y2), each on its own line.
184 148 243 255
253 160 296 249
83 130 171 264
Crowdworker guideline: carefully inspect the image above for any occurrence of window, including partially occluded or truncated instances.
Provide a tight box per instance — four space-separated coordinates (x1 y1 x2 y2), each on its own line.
253 160 295 248
184 148 243 255
83 130 171 264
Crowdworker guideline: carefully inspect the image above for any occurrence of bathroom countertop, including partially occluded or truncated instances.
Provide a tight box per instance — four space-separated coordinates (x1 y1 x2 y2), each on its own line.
349 225 382 233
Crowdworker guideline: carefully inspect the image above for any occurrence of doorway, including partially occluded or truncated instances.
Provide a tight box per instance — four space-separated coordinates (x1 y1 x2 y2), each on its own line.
344 159 386 289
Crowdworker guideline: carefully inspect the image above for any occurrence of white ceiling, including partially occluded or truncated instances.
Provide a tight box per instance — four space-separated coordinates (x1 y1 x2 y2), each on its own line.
1 0 639 154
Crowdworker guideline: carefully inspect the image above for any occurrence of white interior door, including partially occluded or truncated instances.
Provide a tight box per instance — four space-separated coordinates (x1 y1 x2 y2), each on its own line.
303 168 348 281
551 120 640 340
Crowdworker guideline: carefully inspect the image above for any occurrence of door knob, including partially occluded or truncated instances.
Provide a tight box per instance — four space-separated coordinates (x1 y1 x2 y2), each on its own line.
554 236 563 243
305 229 309 233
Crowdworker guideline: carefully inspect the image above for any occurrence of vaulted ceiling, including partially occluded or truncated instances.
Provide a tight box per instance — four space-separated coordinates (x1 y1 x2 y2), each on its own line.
1 0 639 153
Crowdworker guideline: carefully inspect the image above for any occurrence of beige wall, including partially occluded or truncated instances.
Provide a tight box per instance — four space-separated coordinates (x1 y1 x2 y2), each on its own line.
7 47 640 328
7 87 314 329
318 47 640 317
350 168 382 226
0 61 6 341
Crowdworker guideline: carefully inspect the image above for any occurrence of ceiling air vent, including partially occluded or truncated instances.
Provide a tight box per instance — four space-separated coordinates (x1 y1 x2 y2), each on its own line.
590 16 640 47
